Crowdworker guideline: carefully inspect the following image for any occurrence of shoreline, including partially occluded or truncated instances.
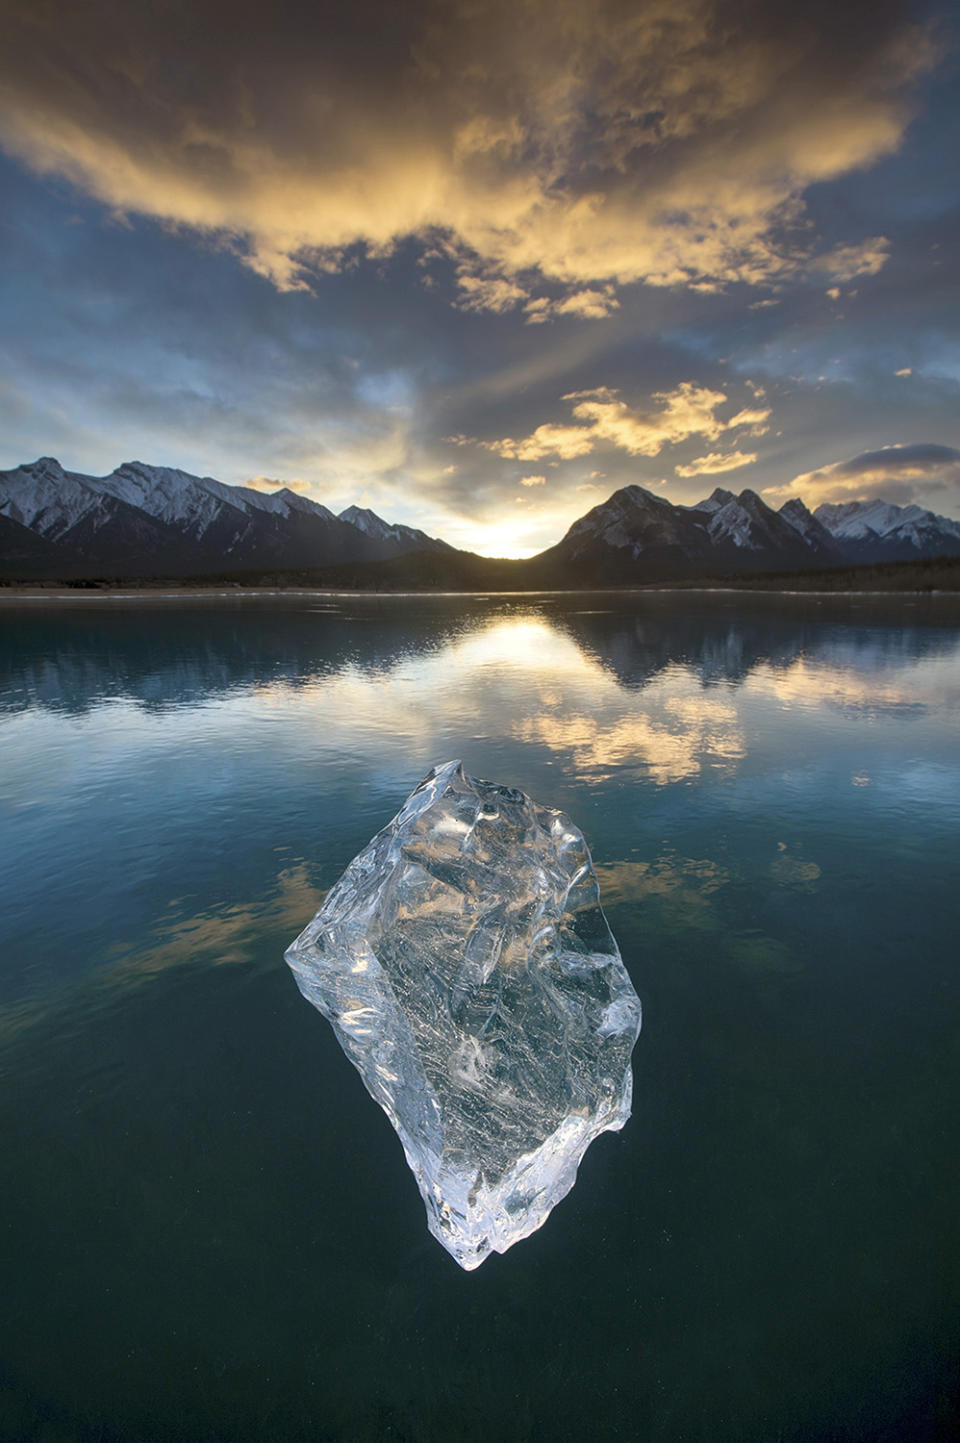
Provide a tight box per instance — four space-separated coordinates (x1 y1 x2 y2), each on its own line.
2 583 960 603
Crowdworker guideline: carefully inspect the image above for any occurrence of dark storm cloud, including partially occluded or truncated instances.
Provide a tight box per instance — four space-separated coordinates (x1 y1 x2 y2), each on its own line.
832 443 960 472
0 0 939 309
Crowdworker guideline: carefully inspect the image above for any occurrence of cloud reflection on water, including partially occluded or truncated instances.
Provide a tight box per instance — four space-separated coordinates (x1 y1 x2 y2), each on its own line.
3 599 960 814
0 860 327 1051
514 687 746 785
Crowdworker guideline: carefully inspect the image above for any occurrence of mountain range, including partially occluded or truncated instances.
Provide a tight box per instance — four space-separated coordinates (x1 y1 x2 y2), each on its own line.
2 457 960 583
536 484 960 580
0 457 452 578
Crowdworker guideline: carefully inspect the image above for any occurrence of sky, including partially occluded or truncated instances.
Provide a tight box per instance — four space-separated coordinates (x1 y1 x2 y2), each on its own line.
1 0 959 557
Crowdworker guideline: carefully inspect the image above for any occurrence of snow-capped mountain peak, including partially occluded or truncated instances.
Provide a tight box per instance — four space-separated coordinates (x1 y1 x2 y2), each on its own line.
707 489 784 550
563 484 675 547
338 504 451 552
816 498 910 540
684 487 736 515
815 497 960 559
777 497 842 556
339 504 391 537
100 461 232 533
23 456 66 480
0 457 105 538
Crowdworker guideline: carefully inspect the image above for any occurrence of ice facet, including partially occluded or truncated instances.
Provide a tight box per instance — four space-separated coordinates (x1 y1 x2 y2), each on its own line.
285 760 642 1269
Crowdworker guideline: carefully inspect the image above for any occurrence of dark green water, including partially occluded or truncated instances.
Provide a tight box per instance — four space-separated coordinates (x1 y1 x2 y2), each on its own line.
1 591 958 1443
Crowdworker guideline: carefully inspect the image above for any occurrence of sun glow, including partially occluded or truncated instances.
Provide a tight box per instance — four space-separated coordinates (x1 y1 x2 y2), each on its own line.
441 517 545 559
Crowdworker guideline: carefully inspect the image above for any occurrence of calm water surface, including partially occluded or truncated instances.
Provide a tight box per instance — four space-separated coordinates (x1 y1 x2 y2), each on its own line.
1 591 958 1442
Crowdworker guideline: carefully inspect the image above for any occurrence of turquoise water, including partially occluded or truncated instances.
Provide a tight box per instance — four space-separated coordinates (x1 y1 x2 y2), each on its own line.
1 591 958 1442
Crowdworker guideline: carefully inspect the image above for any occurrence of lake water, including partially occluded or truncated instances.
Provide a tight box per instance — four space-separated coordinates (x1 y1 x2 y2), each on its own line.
1 591 959 1442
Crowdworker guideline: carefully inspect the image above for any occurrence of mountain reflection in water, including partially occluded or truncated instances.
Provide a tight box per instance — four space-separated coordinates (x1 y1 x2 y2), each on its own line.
4 589 959 713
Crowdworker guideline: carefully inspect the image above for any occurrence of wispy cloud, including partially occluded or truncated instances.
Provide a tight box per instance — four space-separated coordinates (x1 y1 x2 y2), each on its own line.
675 450 758 477
725 407 771 435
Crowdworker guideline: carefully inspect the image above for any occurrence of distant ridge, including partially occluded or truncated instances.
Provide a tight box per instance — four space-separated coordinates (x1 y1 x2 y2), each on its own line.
1 457 959 582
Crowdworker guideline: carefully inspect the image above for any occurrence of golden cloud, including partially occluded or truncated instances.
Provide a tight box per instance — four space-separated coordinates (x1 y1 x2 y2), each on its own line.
815 236 891 283
0 0 937 311
482 383 769 462
244 475 317 495
675 449 758 477
523 287 621 324
763 443 960 506
725 407 771 435
456 270 532 314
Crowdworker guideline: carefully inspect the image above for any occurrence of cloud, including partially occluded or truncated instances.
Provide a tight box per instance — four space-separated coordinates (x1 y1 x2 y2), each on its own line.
520 474 546 486
725 406 770 434
764 442 960 506
815 236 891 283
552 289 621 320
244 475 316 495
675 449 758 477
456 270 531 314
0 0 938 312
479 382 770 462
524 287 620 323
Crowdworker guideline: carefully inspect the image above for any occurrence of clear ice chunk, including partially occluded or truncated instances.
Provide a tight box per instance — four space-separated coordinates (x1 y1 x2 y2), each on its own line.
285 760 641 1269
